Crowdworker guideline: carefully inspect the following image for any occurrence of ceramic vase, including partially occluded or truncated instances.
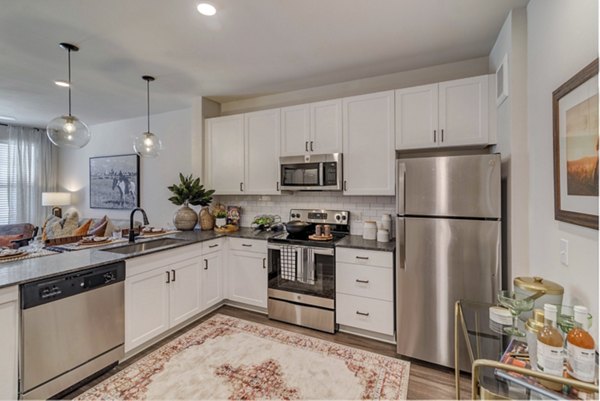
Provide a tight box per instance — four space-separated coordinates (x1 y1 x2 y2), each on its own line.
215 217 227 228
199 206 214 231
173 202 198 230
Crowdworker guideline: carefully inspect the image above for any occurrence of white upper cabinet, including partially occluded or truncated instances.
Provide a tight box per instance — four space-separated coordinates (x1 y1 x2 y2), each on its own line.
281 105 310 156
343 91 396 196
245 109 281 194
310 99 342 154
438 75 489 147
206 115 245 195
395 83 439 150
280 99 342 156
395 74 490 150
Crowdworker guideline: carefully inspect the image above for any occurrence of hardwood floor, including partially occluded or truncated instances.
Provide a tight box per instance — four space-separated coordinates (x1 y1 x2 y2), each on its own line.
65 305 471 400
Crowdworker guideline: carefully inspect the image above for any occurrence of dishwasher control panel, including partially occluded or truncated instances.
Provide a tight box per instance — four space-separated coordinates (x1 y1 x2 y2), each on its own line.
21 261 125 309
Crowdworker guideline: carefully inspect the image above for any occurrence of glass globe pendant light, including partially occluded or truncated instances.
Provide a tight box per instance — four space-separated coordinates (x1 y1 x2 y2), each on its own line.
133 76 162 158
47 43 91 149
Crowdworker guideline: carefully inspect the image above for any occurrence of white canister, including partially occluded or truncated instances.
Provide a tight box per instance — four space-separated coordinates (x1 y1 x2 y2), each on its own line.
377 229 389 242
363 221 377 240
381 214 392 236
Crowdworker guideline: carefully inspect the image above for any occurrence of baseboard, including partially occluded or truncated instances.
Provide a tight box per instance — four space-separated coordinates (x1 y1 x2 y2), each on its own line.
338 324 396 344
222 300 267 315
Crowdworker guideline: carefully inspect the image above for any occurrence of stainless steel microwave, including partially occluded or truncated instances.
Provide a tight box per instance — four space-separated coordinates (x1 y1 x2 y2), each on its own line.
280 153 343 191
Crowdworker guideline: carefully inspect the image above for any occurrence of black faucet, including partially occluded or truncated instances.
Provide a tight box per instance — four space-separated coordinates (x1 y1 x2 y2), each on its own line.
129 208 149 243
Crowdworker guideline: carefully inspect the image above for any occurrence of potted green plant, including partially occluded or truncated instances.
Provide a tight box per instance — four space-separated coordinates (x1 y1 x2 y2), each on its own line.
167 173 214 230
215 210 227 228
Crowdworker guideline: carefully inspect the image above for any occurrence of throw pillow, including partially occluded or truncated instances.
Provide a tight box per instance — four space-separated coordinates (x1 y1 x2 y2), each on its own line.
88 220 108 237
0 234 24 249
73 219 93 236
43 208 80 240
104 217 119 237
89 216 107 232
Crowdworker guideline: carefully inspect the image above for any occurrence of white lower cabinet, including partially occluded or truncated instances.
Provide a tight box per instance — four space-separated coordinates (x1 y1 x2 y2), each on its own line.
169 258 202 327
336 248 395 337
0 286 18 400
228 249 268 308
202 250 223 309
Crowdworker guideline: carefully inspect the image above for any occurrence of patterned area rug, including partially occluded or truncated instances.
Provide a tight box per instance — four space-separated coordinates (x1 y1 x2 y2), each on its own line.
76 314 410 400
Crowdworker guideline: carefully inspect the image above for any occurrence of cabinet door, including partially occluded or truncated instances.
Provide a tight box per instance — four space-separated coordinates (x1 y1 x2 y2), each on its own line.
245 109 281 194
343 91 396 195
395 84 438 150
206 115 245 194
169 258 202 327
202 251 223 309
228 250 268 308
281 104 310 156
310 99 342 154
438 75 489 147
0 287 17 400
125 267 170 352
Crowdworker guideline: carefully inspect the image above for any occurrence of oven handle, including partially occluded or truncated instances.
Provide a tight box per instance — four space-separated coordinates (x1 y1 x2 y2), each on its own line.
268 244 334 256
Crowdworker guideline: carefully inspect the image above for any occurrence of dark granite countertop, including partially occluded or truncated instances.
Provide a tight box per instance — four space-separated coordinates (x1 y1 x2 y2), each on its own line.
336 235 396 252
0 227 278 289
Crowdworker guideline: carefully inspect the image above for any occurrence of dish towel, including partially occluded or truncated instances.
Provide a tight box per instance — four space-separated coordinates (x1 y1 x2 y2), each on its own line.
280 246 297 281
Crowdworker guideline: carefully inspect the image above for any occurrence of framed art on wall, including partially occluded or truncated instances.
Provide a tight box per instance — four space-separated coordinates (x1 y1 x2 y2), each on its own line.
89 154 140 210
553 58 599 230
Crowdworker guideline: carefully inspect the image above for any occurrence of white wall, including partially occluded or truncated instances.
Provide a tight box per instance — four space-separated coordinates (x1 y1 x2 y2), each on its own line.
220 57 489 114
527 0 599 340
58 108 199 227
489 8 529 286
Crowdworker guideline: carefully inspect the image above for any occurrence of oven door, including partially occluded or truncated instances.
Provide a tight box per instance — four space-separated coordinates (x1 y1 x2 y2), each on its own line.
268 245 335 300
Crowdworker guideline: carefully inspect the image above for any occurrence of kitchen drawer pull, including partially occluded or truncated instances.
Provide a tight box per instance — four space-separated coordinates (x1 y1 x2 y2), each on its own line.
355 311 370 317
204 259 208 270
262 257 266 269
276 181 280 191
433 130 437 143
171 269 176 282
355 256 369 260
209 244 219 248
242 243 253 247
305 141 309 152
355 279 369 284
166 271 170 284
240 182 244 192
343 180 347 191
310 141 314 151
441 129 444 142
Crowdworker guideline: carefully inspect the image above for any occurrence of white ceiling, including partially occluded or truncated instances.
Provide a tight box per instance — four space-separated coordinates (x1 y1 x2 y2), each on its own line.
0 0 528 127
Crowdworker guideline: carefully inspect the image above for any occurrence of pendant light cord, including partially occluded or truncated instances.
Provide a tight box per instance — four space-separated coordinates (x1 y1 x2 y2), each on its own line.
67 48 72 116
147 79 150 133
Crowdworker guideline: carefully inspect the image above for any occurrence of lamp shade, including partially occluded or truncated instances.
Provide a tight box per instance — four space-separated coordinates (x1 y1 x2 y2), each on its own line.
42 192 71 206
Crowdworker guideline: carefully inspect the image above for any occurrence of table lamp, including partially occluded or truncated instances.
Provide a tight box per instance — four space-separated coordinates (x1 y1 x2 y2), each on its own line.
42 192 71 218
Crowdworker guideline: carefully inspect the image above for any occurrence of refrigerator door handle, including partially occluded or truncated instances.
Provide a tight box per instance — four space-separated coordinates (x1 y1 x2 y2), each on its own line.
396 217 405 270
397 161 406 215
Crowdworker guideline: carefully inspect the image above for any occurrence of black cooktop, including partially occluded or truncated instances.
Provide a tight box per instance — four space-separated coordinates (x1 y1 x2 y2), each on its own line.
268 226 348 248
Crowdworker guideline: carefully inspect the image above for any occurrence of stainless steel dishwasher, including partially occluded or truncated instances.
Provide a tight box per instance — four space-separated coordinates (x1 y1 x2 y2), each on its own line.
20 261 125 400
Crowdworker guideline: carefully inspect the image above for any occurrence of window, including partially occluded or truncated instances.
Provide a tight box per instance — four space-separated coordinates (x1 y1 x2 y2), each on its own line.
0 139 10 224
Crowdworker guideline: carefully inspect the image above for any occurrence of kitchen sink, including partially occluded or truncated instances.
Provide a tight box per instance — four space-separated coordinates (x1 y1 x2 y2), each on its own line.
101 238 191 255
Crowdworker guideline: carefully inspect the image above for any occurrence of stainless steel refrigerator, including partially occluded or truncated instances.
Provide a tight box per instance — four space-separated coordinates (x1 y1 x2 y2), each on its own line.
395 153 501 369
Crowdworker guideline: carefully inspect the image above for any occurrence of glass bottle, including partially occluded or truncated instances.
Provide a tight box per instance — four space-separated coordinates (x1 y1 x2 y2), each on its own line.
537 304 564 381
566 305 595 382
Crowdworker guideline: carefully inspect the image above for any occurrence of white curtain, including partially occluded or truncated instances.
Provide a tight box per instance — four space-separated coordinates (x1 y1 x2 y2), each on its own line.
0 125 58 226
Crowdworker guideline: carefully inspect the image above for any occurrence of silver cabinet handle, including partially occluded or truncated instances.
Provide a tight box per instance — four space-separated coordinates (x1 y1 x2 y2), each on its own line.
355 279 369 284
305 141 309 152
166 271 170 284
171 269 176 282
262 257 266 269
433 130 437 143
343 180 347 191
356 311 370 317
204 259 208 270
240 182 244 192
242 243 252 248
310 141 313 151
355 256 369 260
209 244 219 248
441 129 444 142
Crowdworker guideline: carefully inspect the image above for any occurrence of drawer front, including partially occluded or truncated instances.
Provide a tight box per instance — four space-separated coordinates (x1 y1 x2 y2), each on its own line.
336 247 393 268
228 238 266 253
202 238 223 253
336 293 394 335
336 262 393 301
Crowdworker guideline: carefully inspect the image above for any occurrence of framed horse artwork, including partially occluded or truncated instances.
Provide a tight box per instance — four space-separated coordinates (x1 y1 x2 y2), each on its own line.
89 154 140 210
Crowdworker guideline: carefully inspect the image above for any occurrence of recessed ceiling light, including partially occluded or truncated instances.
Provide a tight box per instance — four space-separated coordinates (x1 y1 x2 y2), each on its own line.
197 3 216 16
54 80 70 87
0 116 16 121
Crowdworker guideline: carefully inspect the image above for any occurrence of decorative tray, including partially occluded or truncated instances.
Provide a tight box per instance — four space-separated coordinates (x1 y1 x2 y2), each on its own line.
214 224 239 233
308 233 333 241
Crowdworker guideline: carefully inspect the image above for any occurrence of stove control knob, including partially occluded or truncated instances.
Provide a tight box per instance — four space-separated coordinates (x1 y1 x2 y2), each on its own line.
342 215 347 221
335 214 342 221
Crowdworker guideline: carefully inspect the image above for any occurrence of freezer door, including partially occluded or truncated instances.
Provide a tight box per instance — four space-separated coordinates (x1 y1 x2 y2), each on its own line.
395 217 500 369
397 154 501 218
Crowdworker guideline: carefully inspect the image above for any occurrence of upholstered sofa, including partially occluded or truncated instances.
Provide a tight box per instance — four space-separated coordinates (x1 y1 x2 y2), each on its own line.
0 223 38 249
